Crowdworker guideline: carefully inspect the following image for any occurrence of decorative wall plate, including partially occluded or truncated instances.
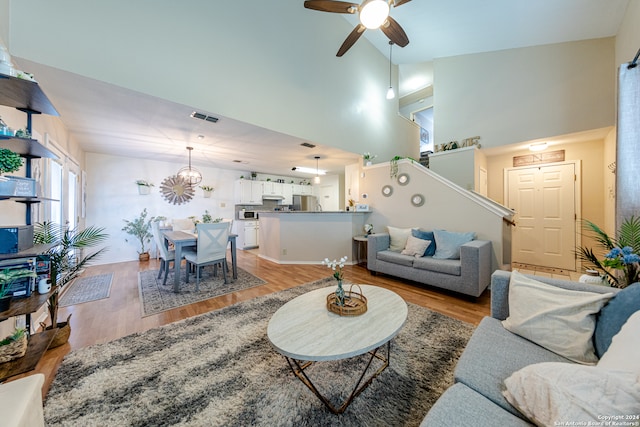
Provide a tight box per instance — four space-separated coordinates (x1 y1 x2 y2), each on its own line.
397 173 410 186
411 194 425 207
160 175 195 205
381 185 393 197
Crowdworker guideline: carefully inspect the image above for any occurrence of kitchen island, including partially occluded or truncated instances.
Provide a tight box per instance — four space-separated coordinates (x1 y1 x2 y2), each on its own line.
259 211 370 264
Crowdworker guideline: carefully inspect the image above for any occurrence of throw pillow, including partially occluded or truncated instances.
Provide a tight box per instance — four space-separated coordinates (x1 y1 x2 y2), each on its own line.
594 282 640 357
411 229 436 256
503 362 640 426
597 309 640 374
387 226 412 252
432 230 476 260
401 235 432 257
502 270 614 364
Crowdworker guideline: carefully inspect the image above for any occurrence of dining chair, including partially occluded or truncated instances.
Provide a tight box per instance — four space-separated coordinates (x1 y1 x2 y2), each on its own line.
221 218 234 272
151 221 181 285
183 222 230 290
172 218 194 232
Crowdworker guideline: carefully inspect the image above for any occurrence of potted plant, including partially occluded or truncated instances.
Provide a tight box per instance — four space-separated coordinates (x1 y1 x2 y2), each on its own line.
200 185 214 198
577 216 640 288
135 179 154 195
122 208 153 261
362 152 377 166
34 221 109 347
0 268 37 311
0 148 24 195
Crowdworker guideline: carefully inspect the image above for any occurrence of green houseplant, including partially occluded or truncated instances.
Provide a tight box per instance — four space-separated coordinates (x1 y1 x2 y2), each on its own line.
0 148 24 175
577 216 640 288
34 221 109 347
0 268 37 311
122 208 153 261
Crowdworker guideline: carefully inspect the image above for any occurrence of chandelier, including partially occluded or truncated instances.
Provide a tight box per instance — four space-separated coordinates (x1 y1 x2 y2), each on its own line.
177 146 202 186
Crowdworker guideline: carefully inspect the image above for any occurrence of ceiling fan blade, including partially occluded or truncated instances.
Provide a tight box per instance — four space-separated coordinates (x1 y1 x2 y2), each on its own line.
304 0 359 14
381 16 409 47
337 24 366 57
393 0 412 7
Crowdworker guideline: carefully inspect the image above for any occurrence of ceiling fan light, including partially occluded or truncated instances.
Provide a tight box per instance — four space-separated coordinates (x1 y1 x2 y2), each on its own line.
359 0 390 29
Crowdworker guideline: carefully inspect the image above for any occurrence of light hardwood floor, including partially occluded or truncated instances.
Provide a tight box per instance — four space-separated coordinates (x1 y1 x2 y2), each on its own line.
16 249 500 397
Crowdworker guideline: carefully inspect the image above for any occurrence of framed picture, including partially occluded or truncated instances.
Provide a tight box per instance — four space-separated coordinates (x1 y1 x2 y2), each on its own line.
420 128 429 144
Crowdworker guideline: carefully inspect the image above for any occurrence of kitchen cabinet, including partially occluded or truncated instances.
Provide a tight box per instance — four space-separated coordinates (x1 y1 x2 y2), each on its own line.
236 220 259 249
0 74 59 224
280 183 293 205
262 181 283 197
292 184 314 196
234 180 262 205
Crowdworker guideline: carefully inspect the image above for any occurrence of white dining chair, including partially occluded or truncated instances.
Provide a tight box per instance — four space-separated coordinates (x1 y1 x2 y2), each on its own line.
183 222 230 290
151 221 182 285
172 218 194 232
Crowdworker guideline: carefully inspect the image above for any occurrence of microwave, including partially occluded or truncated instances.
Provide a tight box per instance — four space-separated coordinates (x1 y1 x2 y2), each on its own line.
238 211 258 219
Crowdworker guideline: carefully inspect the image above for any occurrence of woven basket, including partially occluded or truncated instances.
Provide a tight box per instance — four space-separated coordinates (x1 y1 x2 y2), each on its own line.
41 313 72 349
326 284 368 316
0 333 27 363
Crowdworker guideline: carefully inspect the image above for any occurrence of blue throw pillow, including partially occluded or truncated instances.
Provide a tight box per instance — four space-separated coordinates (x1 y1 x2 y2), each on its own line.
411 229 436 256
432 230 476 260
594 282 640 358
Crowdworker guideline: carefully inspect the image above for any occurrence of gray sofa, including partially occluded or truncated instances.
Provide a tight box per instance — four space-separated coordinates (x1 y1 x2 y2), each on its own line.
421 270 622 426
366 233 492 297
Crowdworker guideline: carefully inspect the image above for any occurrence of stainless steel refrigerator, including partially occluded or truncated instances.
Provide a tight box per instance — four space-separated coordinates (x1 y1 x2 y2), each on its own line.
292 195 318 211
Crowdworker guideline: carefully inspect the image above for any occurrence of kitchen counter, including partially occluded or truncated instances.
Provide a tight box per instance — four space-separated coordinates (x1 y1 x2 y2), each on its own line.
258 211 370 264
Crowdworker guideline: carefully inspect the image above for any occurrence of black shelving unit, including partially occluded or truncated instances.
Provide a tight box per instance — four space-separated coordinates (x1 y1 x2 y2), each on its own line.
0 74 60 224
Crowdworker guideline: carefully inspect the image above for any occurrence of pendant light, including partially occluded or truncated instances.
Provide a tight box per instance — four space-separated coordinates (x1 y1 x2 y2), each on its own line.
314 156 321 184
177 146 202 186
386 41 395 100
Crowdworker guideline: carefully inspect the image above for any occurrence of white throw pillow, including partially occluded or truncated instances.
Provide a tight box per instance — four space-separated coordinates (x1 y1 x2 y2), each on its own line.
597 310 640 374
401 236 432 257
387 226 412 252
502 270 614 364
503 362 640 426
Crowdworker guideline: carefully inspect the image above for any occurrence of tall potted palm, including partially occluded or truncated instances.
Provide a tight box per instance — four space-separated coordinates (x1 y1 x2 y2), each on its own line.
34 222 109 347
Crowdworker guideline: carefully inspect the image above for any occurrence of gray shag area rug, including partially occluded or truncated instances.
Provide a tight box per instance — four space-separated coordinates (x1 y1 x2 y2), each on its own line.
138 267 266 316
45 277 474 427
58 273 113 307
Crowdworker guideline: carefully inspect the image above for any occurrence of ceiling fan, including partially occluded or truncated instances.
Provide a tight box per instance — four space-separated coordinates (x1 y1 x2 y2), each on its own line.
304 0 411 57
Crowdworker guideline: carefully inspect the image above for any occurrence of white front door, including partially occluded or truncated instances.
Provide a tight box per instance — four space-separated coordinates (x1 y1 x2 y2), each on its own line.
507 163 577 270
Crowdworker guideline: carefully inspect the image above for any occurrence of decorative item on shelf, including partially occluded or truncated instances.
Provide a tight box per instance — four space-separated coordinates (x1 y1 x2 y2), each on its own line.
122 208 153 261
0 267 37 311
135 179 154 195
0 116 13 137
0 148 24 179
364 223 373 235
362 152 377 166
13 128 30 139
577 216 640 288
0 328 27 363
33 221 109 348
578 270 608 286
177 146 202 186
160 175 195 205
200 185 214 198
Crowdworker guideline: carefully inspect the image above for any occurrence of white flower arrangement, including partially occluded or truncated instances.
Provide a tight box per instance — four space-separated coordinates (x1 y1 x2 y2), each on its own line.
362 152 377 160
364 224 373 234
322 256 348 281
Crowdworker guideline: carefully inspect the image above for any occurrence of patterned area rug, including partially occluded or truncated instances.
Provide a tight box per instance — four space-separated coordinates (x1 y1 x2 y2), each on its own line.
138 267 267 316
44 277 474 427
58 273 113 307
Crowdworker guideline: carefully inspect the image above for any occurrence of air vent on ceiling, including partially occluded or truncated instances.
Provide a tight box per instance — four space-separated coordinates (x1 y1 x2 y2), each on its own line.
191 111 219 123
300 142 316 148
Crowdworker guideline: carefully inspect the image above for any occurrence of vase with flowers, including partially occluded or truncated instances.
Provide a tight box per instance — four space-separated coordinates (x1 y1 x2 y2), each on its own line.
364 224 373 235
322 256 348 306
362 152 376 166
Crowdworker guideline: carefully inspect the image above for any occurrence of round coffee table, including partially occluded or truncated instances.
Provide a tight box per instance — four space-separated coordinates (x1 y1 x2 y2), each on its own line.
267 284 408 413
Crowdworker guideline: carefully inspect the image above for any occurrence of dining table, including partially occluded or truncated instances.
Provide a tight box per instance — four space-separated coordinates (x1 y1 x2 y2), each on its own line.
162 230 238 292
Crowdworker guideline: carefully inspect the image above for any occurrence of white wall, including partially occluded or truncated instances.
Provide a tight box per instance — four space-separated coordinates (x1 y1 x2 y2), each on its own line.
86 153 242 264
433 38 616 149
360 160 511 271
615 0 640 67
5 1 416 162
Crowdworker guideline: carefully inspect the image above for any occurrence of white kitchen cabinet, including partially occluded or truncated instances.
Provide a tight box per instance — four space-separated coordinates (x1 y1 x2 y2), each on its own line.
234 180 263 205
280 184 293 205
262 181 283 197
294 184 314 195
237 220 259 249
